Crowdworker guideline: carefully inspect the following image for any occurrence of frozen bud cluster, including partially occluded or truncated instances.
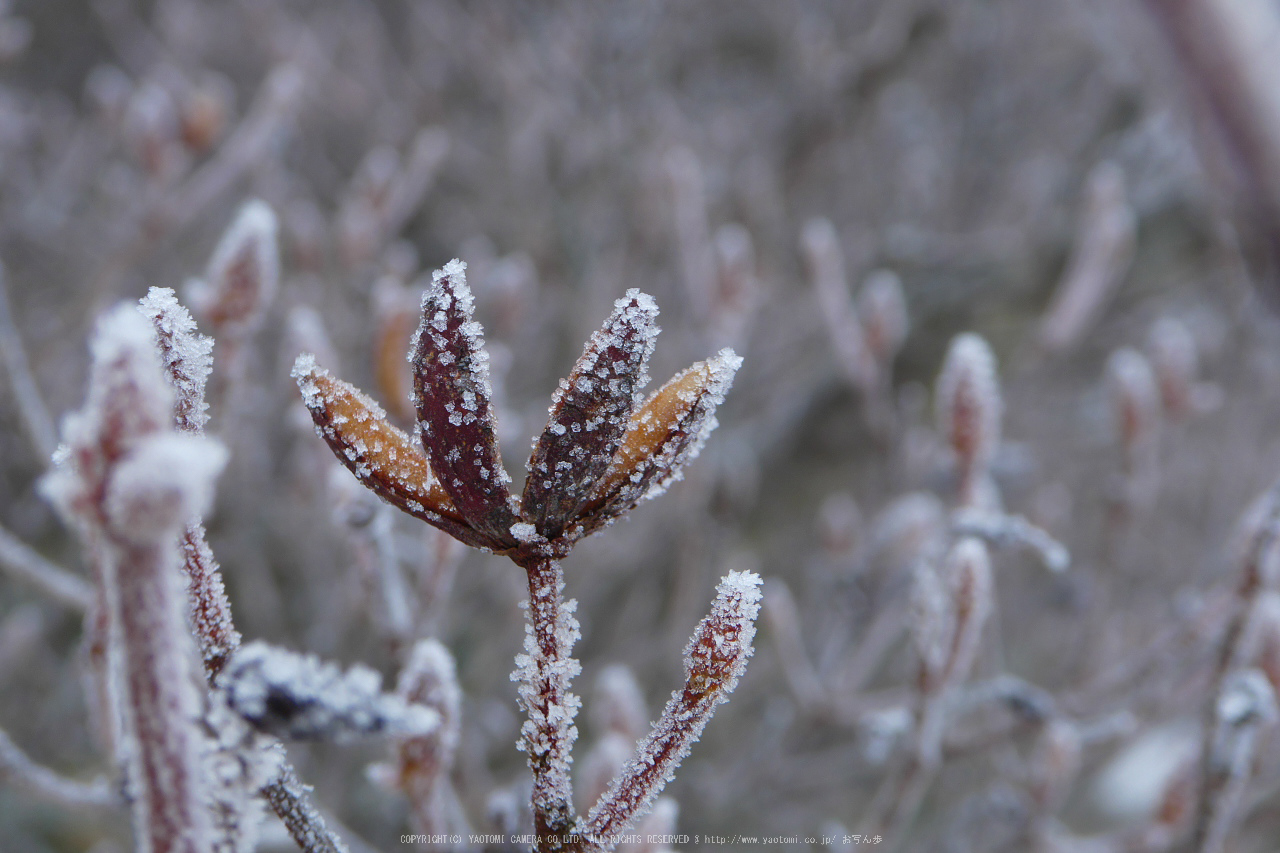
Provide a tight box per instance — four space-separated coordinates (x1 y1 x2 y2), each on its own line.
1146 317 1199 418
298 259 741 554
223 641 440 742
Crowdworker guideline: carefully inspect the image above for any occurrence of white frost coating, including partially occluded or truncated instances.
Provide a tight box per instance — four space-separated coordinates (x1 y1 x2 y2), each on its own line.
139 287 214 433
935 332 1002 467
41 305 175 519
190 199 280 330
579 571 760 843
510 522 539 543
105 433 228 542
643 347 742 503
223 641 440 743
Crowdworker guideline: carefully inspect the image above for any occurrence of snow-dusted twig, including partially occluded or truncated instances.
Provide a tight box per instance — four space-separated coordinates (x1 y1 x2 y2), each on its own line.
222 641 439 743
0 260 56 460
261 762 351 853
0 521 94 610
951 507 1070 573
0 725 118 809
140 287 240 675
577 571 761 850
42 305 227 853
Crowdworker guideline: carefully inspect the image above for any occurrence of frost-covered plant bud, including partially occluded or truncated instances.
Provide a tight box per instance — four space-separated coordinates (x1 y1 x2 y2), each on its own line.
936 333 1002 507
104 434 227 543
1105 347 1161 463
178 72 233 154
910 563 952 695
710 223 758 347
941 537 992 690
579 571 761 844
43 304 217 853
411 259 518 547
818 491 862 556
858 269 909 366
1028 719 1082 814
139 287 214 435
222 641 440 743
189 200 279 335
1146 317 1199 419
381 639 462 836
293 354 483 545
579 347 742 537
801 217 877 395
524 289 658 538
42 306 175 521
123 80 181 177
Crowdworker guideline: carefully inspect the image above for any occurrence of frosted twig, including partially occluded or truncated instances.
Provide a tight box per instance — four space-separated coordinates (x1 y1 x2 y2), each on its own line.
261 762 351 853
140 287 241 675
222 641 440 743
801 217 878 397
42 305 225 853
513 555 582 847
0 261 55 459
0 521 94 610
951 507 1070 573
0 725 118 809
578 571 761 850
1197 670 1277 853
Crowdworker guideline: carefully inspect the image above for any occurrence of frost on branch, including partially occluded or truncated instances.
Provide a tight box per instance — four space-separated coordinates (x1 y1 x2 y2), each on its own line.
141 287 240 677
222 641 440 742
524 289 659 538
579 570 761 846
42 305 225 853
579 347 742 537
139 286 214 434
411 259 516 546
189 199 280 334
512 562 583 837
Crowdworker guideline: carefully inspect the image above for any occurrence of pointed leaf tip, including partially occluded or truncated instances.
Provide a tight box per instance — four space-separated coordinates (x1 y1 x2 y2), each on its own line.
293 354 489 547
574 348 741 537
523 289 660 537
411 260 516 545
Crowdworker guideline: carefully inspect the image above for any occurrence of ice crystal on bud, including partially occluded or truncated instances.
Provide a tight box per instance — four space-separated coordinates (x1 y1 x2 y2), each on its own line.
579 571 761 844
525 289 659 537
139 286 214 433
223 641 440 742
189 199 280 332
